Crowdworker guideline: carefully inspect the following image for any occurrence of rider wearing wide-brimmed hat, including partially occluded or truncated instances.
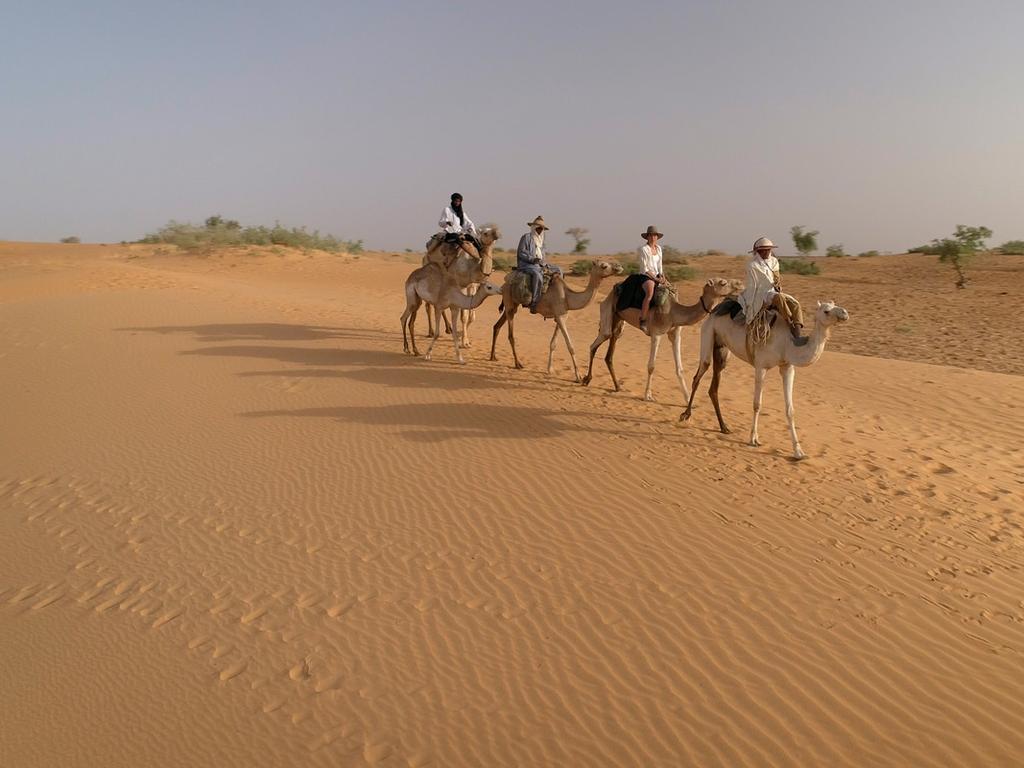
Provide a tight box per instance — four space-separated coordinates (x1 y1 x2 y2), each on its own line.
637 225 667 331
737 236 807 343
517 216 563 312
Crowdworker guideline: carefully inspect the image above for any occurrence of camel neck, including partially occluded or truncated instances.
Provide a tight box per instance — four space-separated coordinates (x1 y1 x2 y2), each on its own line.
668 294 712 327
564 272 603 311
790 322 831 366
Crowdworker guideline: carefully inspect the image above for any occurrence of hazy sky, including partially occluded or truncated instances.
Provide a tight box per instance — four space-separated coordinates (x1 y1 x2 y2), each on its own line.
3 1 1022 254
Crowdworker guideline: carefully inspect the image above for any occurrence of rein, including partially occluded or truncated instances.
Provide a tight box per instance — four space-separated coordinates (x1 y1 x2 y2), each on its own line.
700 295 711 313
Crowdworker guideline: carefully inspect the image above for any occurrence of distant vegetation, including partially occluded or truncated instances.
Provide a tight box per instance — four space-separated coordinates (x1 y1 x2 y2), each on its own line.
569 260 592 276
932 224 990 289
999 239 1024 255
857 250 880 258
907 243 941 255
779 258 820 276
492 255 513 271
664 264 697 281
139 215 362 254
565 227 590 254
60 236 81 243
790 225 819 258
825 244 846 258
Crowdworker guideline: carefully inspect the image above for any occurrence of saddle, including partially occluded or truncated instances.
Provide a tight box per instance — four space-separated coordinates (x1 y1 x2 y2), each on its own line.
509 269 553 306
424 233 480 268
613 278 674 313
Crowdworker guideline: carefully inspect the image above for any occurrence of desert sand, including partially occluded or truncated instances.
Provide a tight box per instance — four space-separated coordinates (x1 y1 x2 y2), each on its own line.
2 241 1023 767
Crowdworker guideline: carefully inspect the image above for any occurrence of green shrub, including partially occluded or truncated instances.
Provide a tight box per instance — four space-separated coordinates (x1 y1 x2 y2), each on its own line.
570 259 592 276
60 236 81 244
778 258 820 275
857 250 880 258
665 264 697 282
491 255 513 271
619 258 641 275
825 244 846 258
999 239 1024 255
907 244 940 255
790 225 819 257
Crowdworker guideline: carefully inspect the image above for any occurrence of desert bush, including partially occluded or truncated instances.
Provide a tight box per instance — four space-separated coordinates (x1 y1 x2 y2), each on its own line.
857 250 880 258
60 236 81 243
999 239 1024 255
570 259 592 276
140 215 360 254
619 258 641 275
825 244 846 258
565 227 590 254
779 258 820 275
661 245 686 264
933 224 991 289
491 255 513 272
907 243 940 255
790 225 819 257
665 264 697 282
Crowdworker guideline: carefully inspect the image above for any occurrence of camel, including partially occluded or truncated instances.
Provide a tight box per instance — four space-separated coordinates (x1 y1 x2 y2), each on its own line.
401 263 501 364
488 260 624 382
679 299 850 460
581 277 741 402
421 225 501 347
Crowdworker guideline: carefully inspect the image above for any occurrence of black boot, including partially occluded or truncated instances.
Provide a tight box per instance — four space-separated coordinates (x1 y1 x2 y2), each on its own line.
791 323 809 346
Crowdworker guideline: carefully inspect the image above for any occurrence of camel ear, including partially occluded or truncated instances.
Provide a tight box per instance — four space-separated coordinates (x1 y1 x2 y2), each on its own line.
816 300 823 308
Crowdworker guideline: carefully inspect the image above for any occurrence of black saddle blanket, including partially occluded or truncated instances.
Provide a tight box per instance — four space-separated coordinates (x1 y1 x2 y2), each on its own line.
615 274 655 312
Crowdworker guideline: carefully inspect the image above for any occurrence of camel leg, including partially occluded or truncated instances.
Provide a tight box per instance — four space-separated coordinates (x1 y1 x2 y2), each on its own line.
425 302 434 338
555 316 580 383
442 309 453 335
670 326 690 403
781 364 805 460
582 330 610 386
461 287 476 348
749 366 767 447
490 309 508 361
708 345 730 433
409 306 420 356
450 307 466 365
546 322 559 375
643 333 662 401
604 320 624 391
507 307 524 370
424 305 443 361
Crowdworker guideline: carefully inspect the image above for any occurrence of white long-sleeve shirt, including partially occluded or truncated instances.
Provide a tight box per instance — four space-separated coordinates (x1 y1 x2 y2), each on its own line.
737 253 780 323
638 244 663 276
439 206 477 237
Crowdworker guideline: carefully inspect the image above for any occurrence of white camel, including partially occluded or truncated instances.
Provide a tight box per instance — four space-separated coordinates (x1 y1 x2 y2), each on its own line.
401 263 501 364
680 300 850 460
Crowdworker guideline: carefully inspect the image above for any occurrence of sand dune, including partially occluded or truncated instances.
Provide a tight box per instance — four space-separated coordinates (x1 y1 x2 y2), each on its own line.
2 242 1023 767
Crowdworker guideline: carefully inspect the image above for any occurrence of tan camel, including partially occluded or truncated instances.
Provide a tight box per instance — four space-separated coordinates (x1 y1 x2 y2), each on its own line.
581 278 741 401
680 300 850 460
401 263 501 364
488 260 624 382
421 225 501 346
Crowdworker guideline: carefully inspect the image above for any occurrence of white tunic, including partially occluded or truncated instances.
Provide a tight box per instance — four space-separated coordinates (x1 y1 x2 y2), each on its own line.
737 253 780 323
638 244 663 276
439 206 477 236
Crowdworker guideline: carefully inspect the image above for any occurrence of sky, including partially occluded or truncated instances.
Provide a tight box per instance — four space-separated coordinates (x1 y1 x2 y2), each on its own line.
2 0 1022 255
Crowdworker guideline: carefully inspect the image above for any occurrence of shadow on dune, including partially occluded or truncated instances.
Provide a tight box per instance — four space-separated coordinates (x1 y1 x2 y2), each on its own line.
117 323 388 343
241 401 612 442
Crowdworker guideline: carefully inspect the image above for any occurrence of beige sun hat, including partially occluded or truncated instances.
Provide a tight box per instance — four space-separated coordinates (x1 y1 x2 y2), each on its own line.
750 236 776 253
641 225 664 240
527 216 550 231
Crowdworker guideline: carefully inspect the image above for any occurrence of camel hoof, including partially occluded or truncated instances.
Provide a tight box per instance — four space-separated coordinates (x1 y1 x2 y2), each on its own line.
793 449 807 461
514 362 525 370
721 426 731 434
749 438 760 447
424 354 432 361
679 410 691 422
457 359 467 366
488 354 497 362
573 375 582 384
581 376 591 386
643 393 655 402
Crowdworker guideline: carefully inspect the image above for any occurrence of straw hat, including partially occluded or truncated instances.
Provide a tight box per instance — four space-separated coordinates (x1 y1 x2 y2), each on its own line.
641 225 664 240
750 236 776 253
527 216 550 231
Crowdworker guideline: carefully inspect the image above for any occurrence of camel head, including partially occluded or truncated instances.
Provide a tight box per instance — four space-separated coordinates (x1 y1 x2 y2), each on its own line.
476 226 501 277
480 281 503 297
589 260 624 278
815 300 850 327
701 277 740 309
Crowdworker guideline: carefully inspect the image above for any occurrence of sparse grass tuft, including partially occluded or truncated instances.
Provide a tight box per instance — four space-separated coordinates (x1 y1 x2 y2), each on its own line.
665 264 697 281
60 236 81 244
491 255 513 272
857 250 880 258
999 239 1024 255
